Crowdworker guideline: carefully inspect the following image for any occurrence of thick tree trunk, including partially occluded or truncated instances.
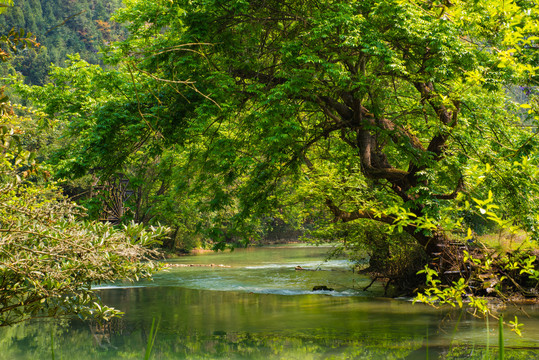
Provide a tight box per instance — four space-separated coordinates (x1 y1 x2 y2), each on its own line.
410 228 469 284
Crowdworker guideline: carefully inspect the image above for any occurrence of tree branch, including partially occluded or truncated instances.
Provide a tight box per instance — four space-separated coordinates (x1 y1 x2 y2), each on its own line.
325 198 396 224
434 176 464 200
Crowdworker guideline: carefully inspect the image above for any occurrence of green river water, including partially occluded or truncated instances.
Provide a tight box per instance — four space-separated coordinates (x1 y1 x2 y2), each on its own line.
1 245 539 359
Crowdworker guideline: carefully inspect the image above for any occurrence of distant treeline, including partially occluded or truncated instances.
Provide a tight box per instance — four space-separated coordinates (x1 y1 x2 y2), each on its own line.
0 0 125 85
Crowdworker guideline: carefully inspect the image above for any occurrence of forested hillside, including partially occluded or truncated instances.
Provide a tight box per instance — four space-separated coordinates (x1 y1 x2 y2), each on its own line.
0 0 125 84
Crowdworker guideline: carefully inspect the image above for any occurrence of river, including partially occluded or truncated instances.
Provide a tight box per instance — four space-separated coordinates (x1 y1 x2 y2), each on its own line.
1 245 539 359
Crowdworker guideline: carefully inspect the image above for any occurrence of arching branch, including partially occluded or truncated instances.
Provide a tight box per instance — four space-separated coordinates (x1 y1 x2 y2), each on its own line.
434 176 465 200
325 198 396 225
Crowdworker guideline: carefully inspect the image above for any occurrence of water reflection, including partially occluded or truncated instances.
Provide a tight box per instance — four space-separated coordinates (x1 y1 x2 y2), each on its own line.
0 288 429 359
2 287 539 359
1 246 539 359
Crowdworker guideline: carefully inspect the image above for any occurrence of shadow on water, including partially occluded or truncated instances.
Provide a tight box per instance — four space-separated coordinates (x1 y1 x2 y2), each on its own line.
1 246 539 359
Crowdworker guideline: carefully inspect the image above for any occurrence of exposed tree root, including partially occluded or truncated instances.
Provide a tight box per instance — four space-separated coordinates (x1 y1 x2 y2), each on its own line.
363 237 539 302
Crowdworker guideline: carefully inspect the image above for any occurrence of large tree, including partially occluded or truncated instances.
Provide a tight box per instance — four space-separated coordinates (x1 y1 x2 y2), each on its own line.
23 0 539 283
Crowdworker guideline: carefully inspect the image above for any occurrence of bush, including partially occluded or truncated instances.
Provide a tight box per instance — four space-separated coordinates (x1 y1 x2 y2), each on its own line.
0 125 167 326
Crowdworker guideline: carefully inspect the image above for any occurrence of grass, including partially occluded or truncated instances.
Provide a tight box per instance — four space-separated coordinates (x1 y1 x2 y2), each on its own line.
144 317 160 360
499 316 504 360
51 331 55 360
478 229 532 252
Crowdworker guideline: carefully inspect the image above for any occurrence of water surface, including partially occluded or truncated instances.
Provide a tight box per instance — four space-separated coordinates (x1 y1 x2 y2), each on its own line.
1 245 539 359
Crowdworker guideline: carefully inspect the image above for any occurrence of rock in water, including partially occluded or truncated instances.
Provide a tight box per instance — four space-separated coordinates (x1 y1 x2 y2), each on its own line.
312 285 334 291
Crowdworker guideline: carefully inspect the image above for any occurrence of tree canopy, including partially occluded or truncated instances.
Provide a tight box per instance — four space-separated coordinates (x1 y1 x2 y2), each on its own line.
35 1 537 235
16 0 539 298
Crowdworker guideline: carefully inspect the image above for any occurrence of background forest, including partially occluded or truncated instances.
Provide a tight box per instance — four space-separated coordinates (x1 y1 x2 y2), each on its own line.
0 0 125 85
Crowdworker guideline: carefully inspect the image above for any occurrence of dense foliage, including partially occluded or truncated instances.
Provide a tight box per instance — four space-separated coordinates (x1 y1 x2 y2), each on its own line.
13 0 539 306
0 6 167 325
0 118 168 326
31 1 538 243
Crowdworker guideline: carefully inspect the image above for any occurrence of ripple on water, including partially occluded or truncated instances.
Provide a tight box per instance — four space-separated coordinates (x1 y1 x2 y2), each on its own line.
94 249 373 297
243 259 354 269
234 287 365 297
